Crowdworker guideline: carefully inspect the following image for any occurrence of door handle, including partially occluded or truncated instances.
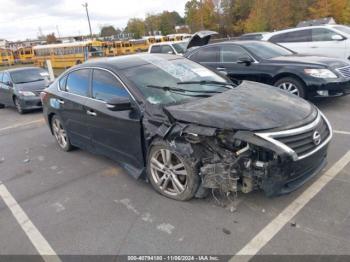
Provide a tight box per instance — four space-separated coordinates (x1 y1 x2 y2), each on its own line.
310 46 318 48
57 99 65 104
216 67 227 71
86 110 97 116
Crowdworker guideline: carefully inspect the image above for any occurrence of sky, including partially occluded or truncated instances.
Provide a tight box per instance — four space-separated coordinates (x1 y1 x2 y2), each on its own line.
0 0 188 41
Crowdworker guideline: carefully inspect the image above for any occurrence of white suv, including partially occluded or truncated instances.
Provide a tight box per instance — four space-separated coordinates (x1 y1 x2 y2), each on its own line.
262 25 350 60
148 41 188 56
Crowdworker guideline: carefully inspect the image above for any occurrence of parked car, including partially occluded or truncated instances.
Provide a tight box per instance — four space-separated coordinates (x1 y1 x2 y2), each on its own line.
238 32 269 40
185 37 350 98
262 25 350 60
0 67 50 113
148 41 188 55
41 54 332 200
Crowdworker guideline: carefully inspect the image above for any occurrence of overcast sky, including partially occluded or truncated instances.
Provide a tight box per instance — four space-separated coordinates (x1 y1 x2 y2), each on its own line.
0 0 188 41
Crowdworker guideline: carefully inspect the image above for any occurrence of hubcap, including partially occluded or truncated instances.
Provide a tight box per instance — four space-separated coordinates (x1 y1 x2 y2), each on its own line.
278 82 300 96
150 149 188 196
52 119 68 148
15 99 22 112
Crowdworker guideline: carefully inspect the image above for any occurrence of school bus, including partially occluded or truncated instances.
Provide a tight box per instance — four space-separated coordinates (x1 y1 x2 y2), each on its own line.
167 34 192 41
130 39 149 53
0 48 15 66
102 41 115 57
33 40 104 68
16 47 34 64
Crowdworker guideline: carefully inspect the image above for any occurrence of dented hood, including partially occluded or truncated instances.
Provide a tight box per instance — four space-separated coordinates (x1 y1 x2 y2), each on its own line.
166 81 316 131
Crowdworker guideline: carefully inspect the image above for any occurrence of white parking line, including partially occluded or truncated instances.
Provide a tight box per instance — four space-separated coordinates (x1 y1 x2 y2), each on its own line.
230 151 350 262
334 130 350 136
0 119 44 132
0 182 61 262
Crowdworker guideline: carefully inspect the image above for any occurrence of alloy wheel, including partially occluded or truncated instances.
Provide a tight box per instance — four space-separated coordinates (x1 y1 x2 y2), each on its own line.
150 149 188 196
52 118 68 149
278 82 300 96
14 98 23 113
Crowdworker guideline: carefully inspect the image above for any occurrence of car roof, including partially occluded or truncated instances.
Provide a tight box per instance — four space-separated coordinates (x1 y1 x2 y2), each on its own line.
78 53 184 71
263 24 343 39
1 66 43 73
150 41 188 46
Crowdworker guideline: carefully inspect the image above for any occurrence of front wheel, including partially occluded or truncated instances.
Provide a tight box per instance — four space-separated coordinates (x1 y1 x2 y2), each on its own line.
0 104 4 109
274 77 306 98
51 115 73 152
147 141 199 201
14 97 25 114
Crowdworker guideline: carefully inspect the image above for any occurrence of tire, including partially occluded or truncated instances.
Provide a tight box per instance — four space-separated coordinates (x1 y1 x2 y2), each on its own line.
0 104 4 109
51 115 73 152
147 140 200 201
274 77 306 98
13 97 25 114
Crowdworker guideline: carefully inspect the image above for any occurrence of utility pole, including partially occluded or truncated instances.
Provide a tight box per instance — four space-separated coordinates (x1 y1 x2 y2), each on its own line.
56 25 61 38
82 2 93 39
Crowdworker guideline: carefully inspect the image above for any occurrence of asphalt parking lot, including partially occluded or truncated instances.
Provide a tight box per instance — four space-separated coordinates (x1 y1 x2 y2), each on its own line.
0 95 350 261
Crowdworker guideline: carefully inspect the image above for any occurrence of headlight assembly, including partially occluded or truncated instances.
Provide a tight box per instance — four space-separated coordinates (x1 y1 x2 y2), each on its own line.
304 69 338 79
19 91 36 97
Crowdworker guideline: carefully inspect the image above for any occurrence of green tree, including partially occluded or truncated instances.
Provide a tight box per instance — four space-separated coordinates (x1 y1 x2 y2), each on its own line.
125 18 145 38
100 25 118 37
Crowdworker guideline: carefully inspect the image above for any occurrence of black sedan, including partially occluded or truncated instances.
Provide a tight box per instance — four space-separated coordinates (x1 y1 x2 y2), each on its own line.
184 39 350 99
0 67 50 113
41 54 332 201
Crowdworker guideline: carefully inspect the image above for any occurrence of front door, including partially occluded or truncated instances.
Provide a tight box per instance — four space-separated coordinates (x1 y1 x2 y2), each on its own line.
84 69 144 171
57 69 92 150
1 72 14 106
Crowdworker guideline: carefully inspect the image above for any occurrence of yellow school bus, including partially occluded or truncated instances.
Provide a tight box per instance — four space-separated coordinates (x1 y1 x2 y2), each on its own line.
130 39 149 53
102 41 115 57
16 47 34 64
0 48 15 66
33 40 104 68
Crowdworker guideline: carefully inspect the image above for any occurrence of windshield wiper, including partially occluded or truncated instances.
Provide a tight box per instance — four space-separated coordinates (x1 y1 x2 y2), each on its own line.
146 85 222 94
177 80 236 88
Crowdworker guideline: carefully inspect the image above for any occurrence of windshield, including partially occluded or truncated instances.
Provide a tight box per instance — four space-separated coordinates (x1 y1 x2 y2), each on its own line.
10 68 49 84
122 56 230 105
333 25 350 35
172 42 187 54
244 41 294 59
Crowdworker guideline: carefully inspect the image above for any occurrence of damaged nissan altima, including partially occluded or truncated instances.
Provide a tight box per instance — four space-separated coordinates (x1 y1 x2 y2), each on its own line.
42 54 332 201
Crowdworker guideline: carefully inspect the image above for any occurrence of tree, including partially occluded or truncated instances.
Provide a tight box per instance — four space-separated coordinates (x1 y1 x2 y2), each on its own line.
100 26 118 37
185 0 217 33
125 18 146 38
46 33 57 44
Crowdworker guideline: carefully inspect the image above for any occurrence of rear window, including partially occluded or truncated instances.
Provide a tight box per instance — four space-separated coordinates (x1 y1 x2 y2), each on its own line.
190 46 220 63
150 45 161 53
270 29 312 43
66 69 90 97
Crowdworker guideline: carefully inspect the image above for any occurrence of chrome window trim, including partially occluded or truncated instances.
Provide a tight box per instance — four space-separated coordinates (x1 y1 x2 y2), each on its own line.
57 66 137 104
255 111 332 161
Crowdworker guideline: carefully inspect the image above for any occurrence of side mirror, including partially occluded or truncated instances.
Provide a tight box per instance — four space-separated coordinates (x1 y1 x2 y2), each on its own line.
237 57 253 65
168 51 175 55
332 34 344 41
6 81 13 87
106 96 132 111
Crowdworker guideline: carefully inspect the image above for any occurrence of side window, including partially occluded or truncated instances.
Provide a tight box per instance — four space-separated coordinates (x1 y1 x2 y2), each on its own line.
150 46 161 53
2 73 11 84
92 69 129 102
160 45 174 54
66 69 90 96
312 28 341 41
191 46 220 63
220 45 250 62
59 75 67 91
270 30 312 43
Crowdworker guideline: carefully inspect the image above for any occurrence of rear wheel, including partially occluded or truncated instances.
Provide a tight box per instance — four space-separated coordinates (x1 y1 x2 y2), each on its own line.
14 97 25 114
0 104 4 109
274 77 306 98
147 140 199 201
51 115 73 152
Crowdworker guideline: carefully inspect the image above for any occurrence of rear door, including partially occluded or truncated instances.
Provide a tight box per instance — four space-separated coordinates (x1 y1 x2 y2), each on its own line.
84 69 144 171
218 44 262 82
58 69 92 150
189 45 221 72
310 28 347 58
0 72 4 104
